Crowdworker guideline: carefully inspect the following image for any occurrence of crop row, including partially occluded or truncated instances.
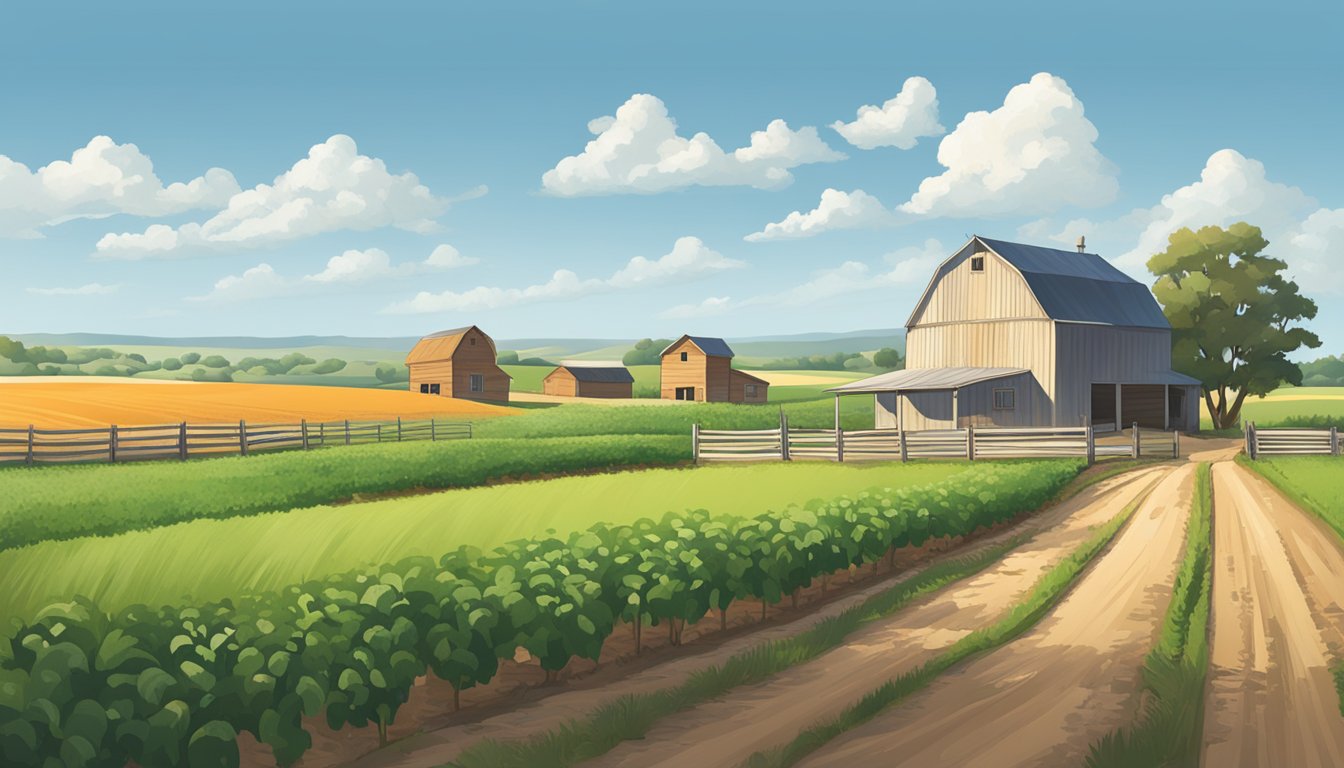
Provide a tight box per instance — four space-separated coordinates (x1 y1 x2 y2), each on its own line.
0 435 691 551
0 460 1082 768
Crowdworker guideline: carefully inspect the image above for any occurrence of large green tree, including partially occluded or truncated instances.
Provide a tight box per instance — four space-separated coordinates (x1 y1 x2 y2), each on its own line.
1148 222 1320 429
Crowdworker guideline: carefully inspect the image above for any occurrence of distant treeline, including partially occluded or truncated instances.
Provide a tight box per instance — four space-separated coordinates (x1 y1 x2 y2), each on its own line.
1301 355 1344 386
496 351 556 366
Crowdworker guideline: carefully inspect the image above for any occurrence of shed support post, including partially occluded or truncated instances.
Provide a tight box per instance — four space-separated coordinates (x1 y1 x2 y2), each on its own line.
833 395 840 433
239 420 248 457
301 419 309 450
1132 421 1140 458
952 389 959 428
692 423 700 464
109 425 117 463
1163 384 1170 430
1115 385 1122 433
1086 425 1095 466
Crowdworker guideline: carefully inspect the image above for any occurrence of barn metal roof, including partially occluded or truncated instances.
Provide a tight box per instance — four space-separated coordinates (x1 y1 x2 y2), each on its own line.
827 367 1029 393
660 335 735 358
557 365 635 384
977 237 1171 329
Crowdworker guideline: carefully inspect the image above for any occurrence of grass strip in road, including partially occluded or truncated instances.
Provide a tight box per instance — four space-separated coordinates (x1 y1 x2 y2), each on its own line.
448 534 1032 768
1085 462 1212 768
743 481 1152 768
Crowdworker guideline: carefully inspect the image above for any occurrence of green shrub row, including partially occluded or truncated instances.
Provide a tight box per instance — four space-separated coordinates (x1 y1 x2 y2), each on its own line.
473 399 873 440
0 460 1081 768
0 436 690 551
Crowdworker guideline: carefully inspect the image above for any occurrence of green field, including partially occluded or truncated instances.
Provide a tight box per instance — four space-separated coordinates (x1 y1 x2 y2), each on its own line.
1243 457 1344 536
1200 387 1344 429
501 363 662 394
0 462 971 624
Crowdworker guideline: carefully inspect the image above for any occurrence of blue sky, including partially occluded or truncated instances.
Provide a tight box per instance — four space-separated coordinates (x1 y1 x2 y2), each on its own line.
4 1 1341 352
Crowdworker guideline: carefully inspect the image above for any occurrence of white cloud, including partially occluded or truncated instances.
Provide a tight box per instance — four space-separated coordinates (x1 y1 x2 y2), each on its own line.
900 73 1118 218
0 136 239 238
832 76 945 150
189 263 288 303
541 94 845 196
1023 149 1344 294
26 282 120 296
96 135 465 258
385 236 744 314
660 296 734 319
746 188 895 241
303 244 478 284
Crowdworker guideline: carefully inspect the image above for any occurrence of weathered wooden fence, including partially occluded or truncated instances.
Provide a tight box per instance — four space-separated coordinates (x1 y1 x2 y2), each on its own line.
1244 422 1339 458
693 418 1179 464
0 417 472 467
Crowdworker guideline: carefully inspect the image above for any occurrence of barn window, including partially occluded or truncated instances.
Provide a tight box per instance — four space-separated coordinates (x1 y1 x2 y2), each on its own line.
469 337 476 346
469 374 483 392
993 387 1016 410
746 384 758 398
419 383 430 394
430 383 440 395
971 255 985 272
680 352 688 361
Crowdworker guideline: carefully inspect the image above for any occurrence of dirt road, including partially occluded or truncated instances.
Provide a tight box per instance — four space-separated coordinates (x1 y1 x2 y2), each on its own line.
1202 461 1344 768
797 464 1195 768
352 467 1168 768
578 467 1170 768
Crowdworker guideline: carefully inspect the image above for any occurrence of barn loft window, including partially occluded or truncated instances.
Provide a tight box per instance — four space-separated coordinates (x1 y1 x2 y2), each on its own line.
993 387 1016 410
680 351 688 361
469 374 483 392
971 255 985 272
469 337 476 345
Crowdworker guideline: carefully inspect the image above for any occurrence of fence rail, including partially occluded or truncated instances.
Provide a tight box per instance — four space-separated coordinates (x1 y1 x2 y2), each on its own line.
694 419 1179 465
1245 422 1339 458
0 416 472 467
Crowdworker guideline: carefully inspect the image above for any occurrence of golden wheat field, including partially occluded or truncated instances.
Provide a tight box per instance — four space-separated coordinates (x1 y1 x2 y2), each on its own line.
0 380 516 428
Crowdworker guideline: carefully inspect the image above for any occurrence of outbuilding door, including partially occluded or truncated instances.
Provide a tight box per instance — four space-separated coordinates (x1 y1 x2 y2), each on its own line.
675 386 696 401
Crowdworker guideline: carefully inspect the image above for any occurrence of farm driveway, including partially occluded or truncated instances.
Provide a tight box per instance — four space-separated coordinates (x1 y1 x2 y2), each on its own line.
797 464 1195 768
350 467 1169 768
1202 461 1344 768
578 467 1172 768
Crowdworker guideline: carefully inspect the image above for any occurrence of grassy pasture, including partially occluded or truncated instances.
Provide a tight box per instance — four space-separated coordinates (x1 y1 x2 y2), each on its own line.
1242 457 1344 536
0 462 971 624
1199 386 1344 429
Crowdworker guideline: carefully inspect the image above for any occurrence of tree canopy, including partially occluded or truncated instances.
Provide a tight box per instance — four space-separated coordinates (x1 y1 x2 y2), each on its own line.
1148 222 1320 429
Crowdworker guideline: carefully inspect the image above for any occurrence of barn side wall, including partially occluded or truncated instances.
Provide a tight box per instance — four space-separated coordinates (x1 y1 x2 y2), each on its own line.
1053 323 1174 427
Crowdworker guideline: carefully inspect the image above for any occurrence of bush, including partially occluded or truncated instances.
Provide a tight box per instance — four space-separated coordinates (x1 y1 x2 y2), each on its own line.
375 364 409 383
873 347 903 370
162 357 183 371
475 399 873 440
180 352 202 365
201 354 231 368
93 364 124 377
0 435 691 550
310 358 347 375
497 350 520 365
623 338 673 367
0 460 1080 768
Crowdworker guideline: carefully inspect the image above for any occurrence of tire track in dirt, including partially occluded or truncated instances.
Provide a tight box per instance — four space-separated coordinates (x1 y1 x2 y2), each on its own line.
576 467 1171 768
350 467 1169 768
795 463 1195 768
1202 461 1344 768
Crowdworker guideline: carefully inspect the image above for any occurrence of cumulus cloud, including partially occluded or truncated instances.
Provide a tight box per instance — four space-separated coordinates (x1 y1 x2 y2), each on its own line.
189 263 289 303
385 236 744 314
1023 149 1344 293
0 136 239 238
303 244 478 284
541 94 844 196
900 73 1118 217
832 76 945 150
26 282 120 296
96 135 465 258
660 296 734 319
746 188 895 241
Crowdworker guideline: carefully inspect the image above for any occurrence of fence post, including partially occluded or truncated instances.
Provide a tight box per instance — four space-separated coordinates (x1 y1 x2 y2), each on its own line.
1086 425 1095 466
301 419 309 450
898 428 908 463
108 425 117 463
467 422 472 439
1248 422 1258 460
1332 426 1339 457
780 413 790 461
179 421 187 460
431 417 436 441
966 425 975 461
1132 421 1140 458
239 420 248 457
25 425 33 466
692 423 700 464
397 417 403 442
377 423 382 443
1174 430 1181 459
835 425 844 463
345 420 351 446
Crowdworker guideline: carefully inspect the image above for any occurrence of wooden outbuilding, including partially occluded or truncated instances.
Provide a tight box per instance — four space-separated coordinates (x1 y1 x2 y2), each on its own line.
830 236 1201 432
543 364 635 399
405 325 511 402
659 335 769 403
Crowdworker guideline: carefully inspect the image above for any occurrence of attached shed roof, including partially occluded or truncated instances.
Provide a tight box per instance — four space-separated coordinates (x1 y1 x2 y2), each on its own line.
976 237 1171 329
827 367 1029 394
556 365 635 384
731 369 770 386
660 335 735 359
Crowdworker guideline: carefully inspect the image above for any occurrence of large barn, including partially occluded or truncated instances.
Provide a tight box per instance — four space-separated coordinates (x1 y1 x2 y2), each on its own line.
405 325 511 402
660 335 769 403
831 236 1201 432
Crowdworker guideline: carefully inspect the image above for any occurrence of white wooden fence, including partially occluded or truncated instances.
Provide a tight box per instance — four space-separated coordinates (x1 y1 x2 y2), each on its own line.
693 418 1179 465
1244 422 1340 458
0 417 472 467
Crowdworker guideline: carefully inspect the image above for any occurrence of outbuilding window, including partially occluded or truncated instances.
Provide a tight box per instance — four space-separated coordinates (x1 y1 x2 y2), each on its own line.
746 384 758 398
680 352 688 361
430 383 440 395
469 374 483 393
993 387 1015 410
971 255 985 272
419 383 430 393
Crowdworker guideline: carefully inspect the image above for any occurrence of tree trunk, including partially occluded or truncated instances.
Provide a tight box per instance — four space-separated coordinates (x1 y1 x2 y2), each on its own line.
453 684 460 712
377 718 388 747
668 618 677 646
791 587 800 610
720 606 728 632
821 573 829 596
761 599 767 621
634 613 642 655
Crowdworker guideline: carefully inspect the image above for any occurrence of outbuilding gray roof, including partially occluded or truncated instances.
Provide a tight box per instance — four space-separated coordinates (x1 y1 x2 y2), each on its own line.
828 367 1029 394
557 365 635 384
977 237 1171 329
661 335 735 358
